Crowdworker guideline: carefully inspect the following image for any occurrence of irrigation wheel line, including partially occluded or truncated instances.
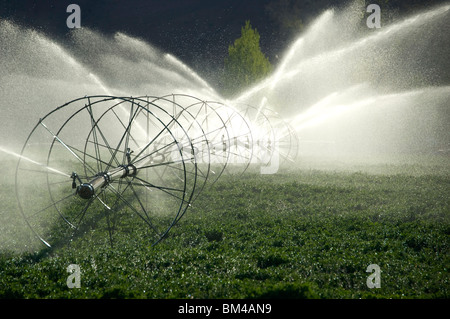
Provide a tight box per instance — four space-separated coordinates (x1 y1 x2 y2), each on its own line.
204 101 255 176
243 104 300 167
156 94 232 186
137 94 214 204
15 95 199 248
262 106 300 166
239 104 278 168
82 96 199 242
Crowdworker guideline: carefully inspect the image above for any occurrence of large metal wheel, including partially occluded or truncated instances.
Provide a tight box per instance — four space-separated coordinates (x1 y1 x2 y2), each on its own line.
205 101 254 176
158 94 231 185
15 96 198 248
242 104 299 168
142 94 215 198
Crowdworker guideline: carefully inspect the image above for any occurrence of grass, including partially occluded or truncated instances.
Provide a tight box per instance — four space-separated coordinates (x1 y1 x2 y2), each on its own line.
0 156 449 299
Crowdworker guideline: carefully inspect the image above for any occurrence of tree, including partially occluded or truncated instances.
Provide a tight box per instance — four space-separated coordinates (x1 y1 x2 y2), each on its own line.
223 21 272 97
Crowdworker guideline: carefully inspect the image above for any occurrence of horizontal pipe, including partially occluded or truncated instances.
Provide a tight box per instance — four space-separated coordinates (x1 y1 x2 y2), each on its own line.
77 163 137 199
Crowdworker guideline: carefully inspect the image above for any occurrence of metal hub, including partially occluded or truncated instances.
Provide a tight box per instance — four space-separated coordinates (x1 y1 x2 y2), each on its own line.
76 163 137 199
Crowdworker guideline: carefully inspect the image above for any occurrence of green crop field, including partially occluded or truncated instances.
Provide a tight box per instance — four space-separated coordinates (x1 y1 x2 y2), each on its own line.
0 156 449 299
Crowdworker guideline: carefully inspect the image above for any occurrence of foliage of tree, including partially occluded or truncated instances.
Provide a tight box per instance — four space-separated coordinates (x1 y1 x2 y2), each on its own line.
223 21 272 97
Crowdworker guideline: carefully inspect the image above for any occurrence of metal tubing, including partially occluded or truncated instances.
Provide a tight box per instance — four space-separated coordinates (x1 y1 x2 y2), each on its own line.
77 163 138 199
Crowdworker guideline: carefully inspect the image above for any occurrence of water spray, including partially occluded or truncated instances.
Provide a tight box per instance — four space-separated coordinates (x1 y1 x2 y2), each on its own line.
5 3 449 251
14 95 298 248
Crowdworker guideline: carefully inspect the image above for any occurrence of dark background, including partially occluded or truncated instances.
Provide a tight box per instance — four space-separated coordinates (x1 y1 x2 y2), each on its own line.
1 0 447 86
